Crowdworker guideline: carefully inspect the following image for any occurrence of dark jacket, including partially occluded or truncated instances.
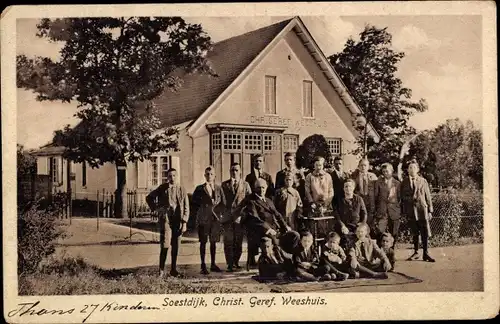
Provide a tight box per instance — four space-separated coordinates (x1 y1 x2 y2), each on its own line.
293 246 320 270
191 183 226 227
221 178 252 224
334 194 368 230
243 193 287 238
330 169 349 205
245 170 275 198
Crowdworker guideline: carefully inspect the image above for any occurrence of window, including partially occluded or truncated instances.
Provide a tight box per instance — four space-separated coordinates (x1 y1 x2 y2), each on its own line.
265 76 277 115
149 156 171 187
82 162 87 187
244 134 262 152
212 133 221 150
49 157 60 183
263 134 280 152
303 80 313 117
283 134 299 152
326 138 342 156
223 133 242 151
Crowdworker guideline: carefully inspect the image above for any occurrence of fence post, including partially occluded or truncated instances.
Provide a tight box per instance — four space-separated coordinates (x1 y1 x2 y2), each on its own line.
129 190 133 239
103 188 107 218
96 190 100 231
110 193 114 218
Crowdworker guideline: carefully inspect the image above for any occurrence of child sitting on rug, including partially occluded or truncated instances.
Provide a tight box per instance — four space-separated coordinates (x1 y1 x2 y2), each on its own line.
292 231 329 282
258 237 287 281
380 232 396 271
320 232 350 281
348 223 391 279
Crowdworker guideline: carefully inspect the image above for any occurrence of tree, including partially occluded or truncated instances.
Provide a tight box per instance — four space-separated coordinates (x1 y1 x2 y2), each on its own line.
329 25 428 167
16 17 215 217
295 134 332 170
404 119 483 190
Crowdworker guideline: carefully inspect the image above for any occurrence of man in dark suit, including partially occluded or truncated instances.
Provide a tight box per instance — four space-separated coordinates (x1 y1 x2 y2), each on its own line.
192 166 227 274
329 156 349 210
243 178 290 269
351 158 378 233
401 160 435 262
373 163 402 246
245 154 275 198
146 168 189 278
275 152 299 191
221 162 252 272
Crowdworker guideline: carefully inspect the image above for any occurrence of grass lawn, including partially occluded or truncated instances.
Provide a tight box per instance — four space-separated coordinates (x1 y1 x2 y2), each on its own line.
19 256 254 295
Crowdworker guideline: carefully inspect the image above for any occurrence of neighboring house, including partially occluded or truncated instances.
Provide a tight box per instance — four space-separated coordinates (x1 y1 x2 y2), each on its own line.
32 16 380 205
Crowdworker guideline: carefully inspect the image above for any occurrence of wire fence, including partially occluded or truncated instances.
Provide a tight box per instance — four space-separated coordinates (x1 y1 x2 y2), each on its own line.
399 190 483 246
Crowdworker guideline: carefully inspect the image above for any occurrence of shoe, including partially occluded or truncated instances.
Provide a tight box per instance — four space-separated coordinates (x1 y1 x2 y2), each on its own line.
234 264 242 270
374 272 389 279
227 266 234 272
210 264 222 272
320 274 332 281
407 252 420 261
338 272 349 281
201 265 209 275
423 254 436 262
349 270 360 279
170 269 179 277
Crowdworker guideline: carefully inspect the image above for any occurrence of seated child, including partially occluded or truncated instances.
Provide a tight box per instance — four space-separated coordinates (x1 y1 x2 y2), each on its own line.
274 171 303 232
380 232 396 271
348 223 391 279
292 231 330 282
258 237 287 282
320 232 350 281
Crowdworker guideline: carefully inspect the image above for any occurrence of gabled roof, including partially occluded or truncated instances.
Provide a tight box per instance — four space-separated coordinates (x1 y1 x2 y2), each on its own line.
153 18 293 129
185 16 380 142
31 143 65 156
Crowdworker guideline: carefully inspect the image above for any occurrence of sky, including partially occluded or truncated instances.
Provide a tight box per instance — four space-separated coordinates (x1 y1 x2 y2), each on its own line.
16 15 482 149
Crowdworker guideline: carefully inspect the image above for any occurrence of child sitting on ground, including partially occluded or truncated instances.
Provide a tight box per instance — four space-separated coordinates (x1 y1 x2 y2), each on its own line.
380 232 396 271
348 223 391 279
292 231 330 282
320 232 350 281
258 237 287 282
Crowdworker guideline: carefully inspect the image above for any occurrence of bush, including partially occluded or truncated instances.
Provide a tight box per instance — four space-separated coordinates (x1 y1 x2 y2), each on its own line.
17 199 67 275
397 190 483 247
295 134 332 170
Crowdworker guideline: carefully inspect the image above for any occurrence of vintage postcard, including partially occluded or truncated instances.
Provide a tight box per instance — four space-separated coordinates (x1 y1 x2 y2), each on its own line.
2 1 498 322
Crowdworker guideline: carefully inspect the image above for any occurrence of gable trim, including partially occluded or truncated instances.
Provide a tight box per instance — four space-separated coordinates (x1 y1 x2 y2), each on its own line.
187 17 296 138
293 17 380 143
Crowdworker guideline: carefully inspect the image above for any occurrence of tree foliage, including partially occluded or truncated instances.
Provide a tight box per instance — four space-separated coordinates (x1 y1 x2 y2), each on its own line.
405 119 483 190
16 17 215 217
295 134 332 170
329 25 428 167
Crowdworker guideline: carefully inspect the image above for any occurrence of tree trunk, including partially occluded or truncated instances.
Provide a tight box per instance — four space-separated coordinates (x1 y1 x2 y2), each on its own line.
114 161 128 218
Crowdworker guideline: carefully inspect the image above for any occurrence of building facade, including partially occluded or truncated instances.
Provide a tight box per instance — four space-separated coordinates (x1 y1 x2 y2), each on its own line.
33 16 379 205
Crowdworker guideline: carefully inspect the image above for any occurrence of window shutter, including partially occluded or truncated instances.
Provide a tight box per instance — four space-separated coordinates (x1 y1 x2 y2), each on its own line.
37 157 49 175
137 160 148 189
171 156 181 183
59 157 64 183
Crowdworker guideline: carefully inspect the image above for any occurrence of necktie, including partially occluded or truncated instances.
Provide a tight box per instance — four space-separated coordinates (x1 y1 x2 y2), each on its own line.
410 178 415 190
233 180 238 191
363 175 368 195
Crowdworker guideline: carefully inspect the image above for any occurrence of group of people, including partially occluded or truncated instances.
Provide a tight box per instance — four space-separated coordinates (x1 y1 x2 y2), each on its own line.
146 152 435 282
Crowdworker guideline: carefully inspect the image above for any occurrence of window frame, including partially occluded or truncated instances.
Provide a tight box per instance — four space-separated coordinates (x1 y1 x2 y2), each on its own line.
302 80 314 118
264 75 277 115
149 155 171 187
326 137 343 156
283 134 299 153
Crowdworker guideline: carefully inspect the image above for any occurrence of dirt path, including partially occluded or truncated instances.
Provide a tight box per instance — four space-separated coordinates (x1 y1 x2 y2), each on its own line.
56 218 483 292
